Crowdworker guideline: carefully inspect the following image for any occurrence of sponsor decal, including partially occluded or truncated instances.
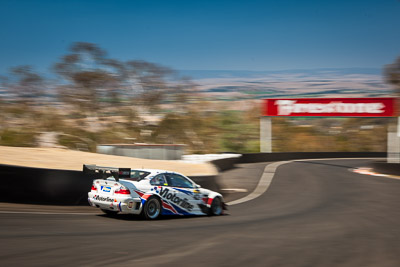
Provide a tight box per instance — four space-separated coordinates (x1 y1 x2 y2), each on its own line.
174 188 193 196
150 186 162 194
118 202 122 212
275 100 385 116
263 98 396 117
162 201 178 215
101 186 111 192
93 195 115 202
134 190 144 197
141 194 152 200
159 187 194 211
193 190 201 200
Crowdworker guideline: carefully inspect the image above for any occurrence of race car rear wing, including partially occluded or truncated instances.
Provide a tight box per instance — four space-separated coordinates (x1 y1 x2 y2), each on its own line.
83 164 131 182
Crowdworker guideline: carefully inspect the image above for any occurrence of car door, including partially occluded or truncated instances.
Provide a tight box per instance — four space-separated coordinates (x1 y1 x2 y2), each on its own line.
155 173 202 215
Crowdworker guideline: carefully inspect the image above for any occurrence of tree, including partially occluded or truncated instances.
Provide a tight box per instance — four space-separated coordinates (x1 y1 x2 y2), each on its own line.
3 65 45 106
124 60 176 111
53 42 124 114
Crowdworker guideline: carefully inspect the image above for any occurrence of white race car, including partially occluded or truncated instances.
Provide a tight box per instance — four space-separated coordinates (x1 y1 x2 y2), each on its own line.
84 165 227 219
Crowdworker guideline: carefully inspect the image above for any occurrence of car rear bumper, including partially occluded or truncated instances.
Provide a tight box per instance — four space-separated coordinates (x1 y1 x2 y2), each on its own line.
88 192 142 214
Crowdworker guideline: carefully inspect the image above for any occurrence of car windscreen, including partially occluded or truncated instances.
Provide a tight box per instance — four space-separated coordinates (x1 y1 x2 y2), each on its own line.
125 170 151 181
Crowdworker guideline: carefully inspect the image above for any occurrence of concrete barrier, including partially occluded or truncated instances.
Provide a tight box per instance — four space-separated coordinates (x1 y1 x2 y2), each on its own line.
0 164 99 205
239 152 386 164
207 152 386 172
211 157 240 172
0 164 220 205
190 175 221 193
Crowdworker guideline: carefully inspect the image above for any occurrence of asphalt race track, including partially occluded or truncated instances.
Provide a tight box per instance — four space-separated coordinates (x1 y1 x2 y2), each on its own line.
1 159 400 266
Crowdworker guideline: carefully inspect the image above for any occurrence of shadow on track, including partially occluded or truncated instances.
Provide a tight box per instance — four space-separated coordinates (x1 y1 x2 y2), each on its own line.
97 213 230 221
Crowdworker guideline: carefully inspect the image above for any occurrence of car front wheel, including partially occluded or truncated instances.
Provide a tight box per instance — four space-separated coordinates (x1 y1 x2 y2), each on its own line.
209 197 223 216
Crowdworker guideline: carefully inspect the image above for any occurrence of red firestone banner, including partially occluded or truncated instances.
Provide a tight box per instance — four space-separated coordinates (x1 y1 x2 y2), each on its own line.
263 98 397 117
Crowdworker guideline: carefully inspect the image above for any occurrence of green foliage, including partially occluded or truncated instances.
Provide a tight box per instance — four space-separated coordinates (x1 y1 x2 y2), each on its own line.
0 129 36 147
216 110 260 153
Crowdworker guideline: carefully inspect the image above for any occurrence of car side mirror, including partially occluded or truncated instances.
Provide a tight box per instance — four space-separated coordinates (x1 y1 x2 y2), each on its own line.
194 184 201 189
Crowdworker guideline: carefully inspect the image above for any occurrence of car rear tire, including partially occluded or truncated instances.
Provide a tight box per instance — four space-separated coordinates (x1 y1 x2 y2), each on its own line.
142 197 161 220
101 209 118 216
209 197 223 216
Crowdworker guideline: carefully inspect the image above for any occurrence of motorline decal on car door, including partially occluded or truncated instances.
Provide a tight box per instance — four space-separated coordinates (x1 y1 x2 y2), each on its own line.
150 186 202 215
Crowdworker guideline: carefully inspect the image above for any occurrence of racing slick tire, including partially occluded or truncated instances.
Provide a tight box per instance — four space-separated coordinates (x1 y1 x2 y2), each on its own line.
101 209 119 216
209 197 223 216
142 196 162 220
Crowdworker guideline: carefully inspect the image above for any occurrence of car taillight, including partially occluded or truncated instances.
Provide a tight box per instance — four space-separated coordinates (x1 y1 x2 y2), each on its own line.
91 185 97 191
115 188 131 194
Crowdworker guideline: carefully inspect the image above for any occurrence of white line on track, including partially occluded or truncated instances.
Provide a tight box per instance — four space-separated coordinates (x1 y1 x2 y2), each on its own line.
227 161 290 205
227 157 382 206
220 188 248 193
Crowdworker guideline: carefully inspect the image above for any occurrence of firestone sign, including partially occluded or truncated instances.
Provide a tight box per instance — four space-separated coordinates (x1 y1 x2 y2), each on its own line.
263 98 396 117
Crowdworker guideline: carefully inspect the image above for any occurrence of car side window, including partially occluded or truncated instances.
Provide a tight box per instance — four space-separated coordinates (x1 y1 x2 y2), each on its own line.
166 174 193 188
129 170 150 181
150 174 168 186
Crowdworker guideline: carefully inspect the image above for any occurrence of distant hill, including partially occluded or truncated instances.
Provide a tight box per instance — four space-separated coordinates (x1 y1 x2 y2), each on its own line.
179 68 393 99
179 68 383 80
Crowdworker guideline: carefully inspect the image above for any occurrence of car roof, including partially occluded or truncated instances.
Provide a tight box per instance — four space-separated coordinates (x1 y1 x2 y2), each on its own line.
131 169 181 177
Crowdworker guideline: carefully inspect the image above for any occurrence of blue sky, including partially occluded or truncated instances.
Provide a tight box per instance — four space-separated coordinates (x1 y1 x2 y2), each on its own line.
0 0 399 75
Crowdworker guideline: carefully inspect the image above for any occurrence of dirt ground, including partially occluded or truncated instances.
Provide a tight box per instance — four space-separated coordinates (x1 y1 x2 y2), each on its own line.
0 146 217 176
